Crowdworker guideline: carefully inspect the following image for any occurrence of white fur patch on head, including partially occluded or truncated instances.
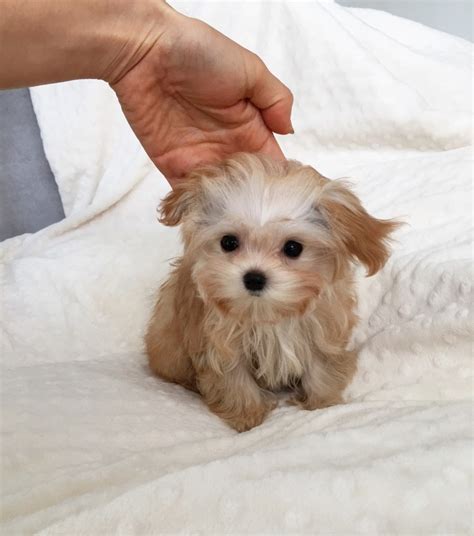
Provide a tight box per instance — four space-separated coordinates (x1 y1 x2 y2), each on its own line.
229 177 316 226
199 156 326 228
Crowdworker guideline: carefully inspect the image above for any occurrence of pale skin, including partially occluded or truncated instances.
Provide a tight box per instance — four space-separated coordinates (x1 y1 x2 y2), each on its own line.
0 0 294 186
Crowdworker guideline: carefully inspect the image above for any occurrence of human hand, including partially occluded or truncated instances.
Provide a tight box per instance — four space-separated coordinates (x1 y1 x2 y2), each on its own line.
108 4 294 186
0 0 293 187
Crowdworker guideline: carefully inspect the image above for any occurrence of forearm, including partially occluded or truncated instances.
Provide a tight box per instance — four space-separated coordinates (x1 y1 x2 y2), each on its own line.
0 0 168 89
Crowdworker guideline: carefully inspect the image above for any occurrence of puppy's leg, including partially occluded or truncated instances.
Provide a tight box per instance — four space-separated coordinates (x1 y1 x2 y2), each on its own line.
147 328 196 392
292 350 357 410
146 279 197 392
194 357 276 432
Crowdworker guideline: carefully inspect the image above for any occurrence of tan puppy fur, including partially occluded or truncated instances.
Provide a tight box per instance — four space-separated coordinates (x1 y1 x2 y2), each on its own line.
146 154 399 431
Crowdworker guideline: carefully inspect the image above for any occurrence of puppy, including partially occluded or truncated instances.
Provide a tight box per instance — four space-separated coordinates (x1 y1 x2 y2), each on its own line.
146 154 399 431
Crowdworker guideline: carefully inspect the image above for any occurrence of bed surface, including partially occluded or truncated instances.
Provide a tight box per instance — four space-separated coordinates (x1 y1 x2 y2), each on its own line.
1 1 472 533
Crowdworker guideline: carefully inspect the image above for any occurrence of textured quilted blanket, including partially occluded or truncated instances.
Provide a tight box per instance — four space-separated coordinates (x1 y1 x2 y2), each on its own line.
1 1 472 534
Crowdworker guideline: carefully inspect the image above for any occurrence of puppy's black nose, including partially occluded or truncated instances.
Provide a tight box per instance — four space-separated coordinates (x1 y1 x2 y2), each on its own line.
243 271 267 292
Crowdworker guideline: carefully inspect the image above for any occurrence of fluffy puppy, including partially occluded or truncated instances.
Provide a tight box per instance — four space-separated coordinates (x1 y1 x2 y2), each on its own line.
146 154 398 431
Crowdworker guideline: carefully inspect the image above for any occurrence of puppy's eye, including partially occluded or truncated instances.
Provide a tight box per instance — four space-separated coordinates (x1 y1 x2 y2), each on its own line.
283 240 303 258
221 235 239 252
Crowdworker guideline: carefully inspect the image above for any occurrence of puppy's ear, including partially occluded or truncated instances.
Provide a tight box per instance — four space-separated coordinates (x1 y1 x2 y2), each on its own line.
318 181 400 276
159 179 197 226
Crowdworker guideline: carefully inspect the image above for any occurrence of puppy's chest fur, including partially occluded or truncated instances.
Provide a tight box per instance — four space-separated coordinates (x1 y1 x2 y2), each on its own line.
240 318 317 390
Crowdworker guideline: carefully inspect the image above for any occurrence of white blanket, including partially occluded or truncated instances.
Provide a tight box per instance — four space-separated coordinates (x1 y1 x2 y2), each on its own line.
1 1 472 534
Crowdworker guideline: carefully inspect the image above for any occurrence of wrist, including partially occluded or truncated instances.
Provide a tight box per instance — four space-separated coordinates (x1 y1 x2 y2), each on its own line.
98 0 173 84
0 0 172 89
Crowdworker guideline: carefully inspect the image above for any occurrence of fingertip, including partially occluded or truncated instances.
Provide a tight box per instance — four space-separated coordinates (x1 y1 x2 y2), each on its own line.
261 83 294 135
261 102 294 136
277 84 294 134
249 60 294 135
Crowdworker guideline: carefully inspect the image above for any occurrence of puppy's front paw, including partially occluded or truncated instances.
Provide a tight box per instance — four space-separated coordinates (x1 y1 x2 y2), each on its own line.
288 393 341 411
224 397 277 432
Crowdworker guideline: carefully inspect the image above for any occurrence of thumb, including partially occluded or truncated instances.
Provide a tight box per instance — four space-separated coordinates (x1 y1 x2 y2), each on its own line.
248 56 294 135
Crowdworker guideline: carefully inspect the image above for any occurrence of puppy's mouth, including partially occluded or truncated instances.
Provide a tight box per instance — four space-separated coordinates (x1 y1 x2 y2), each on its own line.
247 289 264 297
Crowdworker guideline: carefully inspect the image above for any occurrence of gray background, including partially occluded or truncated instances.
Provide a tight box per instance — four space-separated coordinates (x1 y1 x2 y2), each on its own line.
336 0 473 41
0 1 472 240
0 89 64 241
